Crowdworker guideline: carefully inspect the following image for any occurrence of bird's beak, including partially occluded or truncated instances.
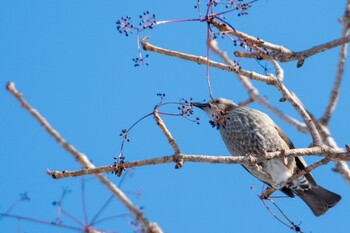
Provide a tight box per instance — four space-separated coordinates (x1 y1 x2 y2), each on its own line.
192 102 209 109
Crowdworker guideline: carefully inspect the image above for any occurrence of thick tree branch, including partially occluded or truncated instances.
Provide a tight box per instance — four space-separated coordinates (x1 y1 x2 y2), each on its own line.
210 20 350 67
6 82 163 233
141 37 234 71
47 146 349 179
210 19 293 55
142 37 273 83
272 71 322 146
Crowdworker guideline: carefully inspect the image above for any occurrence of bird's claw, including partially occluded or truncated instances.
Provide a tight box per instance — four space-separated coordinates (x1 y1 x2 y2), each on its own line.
260 187 276 199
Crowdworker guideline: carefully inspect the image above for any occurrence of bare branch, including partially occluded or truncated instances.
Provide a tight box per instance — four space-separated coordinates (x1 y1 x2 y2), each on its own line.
208 39 276 84
47 146 349 179
328 0 350 184
270 61 322 146
321 2 350 125
291 35 350 67
141 36 237 71
6 82 93 169
153 108 183 168
339 0 350 30
142 36 273 83
6 82 163 233
210 20 350 66
210 19 293 54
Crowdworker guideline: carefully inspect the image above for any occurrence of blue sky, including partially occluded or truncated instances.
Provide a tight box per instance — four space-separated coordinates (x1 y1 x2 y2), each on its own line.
1 0 349 232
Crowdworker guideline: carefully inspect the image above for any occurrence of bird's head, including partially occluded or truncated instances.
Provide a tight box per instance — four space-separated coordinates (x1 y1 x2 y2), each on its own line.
193 98 237 116
193 98 237 128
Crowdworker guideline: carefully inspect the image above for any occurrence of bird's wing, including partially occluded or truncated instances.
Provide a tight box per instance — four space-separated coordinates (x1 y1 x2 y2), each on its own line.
273 124 295 149
274 124 318 187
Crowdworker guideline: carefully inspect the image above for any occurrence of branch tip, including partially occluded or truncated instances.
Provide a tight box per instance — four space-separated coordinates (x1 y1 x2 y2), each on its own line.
46 169 58 179
6 81 15 91
296 59 304 68
141 36 151 50
174 154 184 169
346 144 350 152
116 162 126 177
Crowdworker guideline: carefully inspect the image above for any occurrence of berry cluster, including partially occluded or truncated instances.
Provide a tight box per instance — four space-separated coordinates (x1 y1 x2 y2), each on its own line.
119 129 130 142
179 98 200 124
114 152 125 165
116 16 134 37
139 11 156 29
132 54 149 67
19 192 31 201
116 11 156 37
208 108 228 130
225 0 255 16
156 93 166 103
113 129 129 165
114 95 202 166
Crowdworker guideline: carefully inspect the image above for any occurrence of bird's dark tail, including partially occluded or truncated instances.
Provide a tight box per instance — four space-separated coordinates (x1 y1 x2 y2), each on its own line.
294 186 341 216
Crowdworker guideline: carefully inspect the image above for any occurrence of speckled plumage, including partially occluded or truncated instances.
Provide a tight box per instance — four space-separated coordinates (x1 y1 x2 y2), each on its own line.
194 98 341 216
219 105 299 188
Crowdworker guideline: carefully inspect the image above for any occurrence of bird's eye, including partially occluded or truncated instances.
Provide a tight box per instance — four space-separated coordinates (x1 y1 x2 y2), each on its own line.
215 99 220 104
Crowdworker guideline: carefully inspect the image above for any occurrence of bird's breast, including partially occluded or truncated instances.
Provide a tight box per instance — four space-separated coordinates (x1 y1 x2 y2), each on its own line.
218 111 294 188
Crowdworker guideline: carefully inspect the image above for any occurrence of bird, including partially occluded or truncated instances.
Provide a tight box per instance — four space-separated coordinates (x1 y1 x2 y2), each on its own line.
193 97 341 216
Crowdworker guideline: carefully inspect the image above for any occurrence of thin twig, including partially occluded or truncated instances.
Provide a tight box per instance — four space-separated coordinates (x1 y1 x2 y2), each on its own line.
6 82 163 233
208 39 276 84
0 213 82 231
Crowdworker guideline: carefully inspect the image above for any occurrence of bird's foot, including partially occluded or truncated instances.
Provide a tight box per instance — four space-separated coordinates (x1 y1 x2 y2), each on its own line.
277 148 286 155
260 187 276 199
244 152 254 162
